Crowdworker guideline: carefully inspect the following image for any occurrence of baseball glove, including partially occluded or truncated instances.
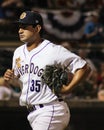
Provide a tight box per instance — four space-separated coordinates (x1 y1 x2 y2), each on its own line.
41 63 70 96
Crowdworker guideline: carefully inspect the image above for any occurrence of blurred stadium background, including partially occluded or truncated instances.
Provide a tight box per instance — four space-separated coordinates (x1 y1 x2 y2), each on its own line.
0 0 104 130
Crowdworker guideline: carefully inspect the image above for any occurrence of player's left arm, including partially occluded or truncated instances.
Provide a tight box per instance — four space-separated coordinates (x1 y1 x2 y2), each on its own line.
61 63 91 94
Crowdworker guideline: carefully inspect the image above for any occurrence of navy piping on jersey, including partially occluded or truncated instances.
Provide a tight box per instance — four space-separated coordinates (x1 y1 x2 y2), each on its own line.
26 42 51 104
23 45 26 58
47 105 55 130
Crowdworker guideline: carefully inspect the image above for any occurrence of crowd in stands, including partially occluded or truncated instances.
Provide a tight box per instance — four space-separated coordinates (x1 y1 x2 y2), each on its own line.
0 0 104 101
0 0 104 42
83 11 104 44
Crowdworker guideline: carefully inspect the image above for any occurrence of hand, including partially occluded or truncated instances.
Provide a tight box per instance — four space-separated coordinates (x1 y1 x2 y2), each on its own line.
3 69 14 81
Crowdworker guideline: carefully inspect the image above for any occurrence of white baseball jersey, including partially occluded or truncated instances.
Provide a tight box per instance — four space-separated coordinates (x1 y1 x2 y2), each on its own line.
12 39 86 106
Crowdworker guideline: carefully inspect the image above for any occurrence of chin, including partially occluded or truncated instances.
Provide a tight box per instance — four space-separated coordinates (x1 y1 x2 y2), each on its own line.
20 38 27 43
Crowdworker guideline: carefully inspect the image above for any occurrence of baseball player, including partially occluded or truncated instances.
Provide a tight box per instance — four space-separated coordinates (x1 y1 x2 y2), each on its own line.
3 11 91 130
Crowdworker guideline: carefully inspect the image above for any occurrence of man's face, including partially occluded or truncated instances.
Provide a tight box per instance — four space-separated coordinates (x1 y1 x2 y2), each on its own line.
18 24 38 43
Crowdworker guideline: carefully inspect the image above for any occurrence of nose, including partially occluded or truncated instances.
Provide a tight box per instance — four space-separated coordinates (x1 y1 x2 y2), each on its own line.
18 28 23 34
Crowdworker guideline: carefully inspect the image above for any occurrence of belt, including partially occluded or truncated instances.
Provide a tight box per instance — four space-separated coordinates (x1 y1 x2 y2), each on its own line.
27 98 63 113
27 104 44 113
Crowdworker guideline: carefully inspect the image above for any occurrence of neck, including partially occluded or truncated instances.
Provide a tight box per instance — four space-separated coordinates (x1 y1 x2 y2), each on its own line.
27 38 43 51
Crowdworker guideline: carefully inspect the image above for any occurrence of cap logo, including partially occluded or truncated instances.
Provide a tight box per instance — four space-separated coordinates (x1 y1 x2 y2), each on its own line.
20 12 26 19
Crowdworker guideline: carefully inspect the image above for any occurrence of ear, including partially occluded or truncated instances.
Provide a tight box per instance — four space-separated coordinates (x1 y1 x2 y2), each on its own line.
36 25 42 33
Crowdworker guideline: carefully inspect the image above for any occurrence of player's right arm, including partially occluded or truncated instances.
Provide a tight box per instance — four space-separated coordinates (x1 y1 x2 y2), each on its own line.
3 69 14 81
4 69 22 89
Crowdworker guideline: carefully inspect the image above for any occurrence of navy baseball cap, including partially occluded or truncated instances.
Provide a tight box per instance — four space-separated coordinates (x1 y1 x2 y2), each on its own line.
15 11 43 27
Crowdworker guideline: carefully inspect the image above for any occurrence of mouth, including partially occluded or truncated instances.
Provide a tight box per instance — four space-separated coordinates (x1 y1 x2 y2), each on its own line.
19 35 24 38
